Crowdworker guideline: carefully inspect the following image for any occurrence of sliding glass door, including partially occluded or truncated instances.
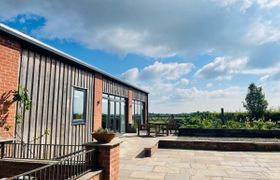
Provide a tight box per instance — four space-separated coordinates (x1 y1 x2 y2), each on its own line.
102 94 127 133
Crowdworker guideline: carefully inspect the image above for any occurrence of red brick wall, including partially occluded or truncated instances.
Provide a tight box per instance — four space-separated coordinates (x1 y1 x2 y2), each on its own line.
128 89 133 125
98 145 119 180
0 160 47 178
0 33 20 138
93 73 103 131
85 142 120 180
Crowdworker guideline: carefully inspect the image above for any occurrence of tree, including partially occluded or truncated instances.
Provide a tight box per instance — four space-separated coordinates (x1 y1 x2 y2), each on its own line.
243 83 268 120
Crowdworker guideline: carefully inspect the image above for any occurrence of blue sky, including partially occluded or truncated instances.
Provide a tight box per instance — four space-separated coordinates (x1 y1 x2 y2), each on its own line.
1 0 280 113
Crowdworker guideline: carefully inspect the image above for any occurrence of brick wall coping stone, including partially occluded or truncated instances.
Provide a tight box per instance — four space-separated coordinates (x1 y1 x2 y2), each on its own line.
76 170 103 180
0 158 57 164
179 128 280 138
0 138 14 143
158 139 280 151
83 140 121 148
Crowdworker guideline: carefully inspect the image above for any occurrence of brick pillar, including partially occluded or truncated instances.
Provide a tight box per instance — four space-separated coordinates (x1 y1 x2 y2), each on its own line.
128 89 132 125
84 141 120 180
93 73 103 131
0 33 20 138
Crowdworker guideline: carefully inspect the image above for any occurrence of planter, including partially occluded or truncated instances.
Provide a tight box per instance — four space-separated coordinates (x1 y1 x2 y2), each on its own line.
178 128 280 138
92 133 116 143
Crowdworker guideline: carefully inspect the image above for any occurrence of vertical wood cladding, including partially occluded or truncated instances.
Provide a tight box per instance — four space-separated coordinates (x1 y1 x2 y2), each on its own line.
16 48 94 146
102 78 129 97
132 89 147 102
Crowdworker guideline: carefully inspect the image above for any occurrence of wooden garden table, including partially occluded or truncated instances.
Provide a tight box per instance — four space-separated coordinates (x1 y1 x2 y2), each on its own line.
148 122 168 136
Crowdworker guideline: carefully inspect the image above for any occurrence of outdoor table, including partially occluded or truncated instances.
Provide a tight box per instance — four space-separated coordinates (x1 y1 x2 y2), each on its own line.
0 138 14 159
148 122 168 136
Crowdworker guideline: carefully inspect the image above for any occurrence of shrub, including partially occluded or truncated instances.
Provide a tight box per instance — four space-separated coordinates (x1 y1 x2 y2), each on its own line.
264 120 276 130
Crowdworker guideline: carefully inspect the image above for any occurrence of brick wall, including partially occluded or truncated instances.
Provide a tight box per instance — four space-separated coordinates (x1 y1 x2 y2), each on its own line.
128 89 132 125
98 145 119 180
0 33 20 138
93 73 103 131
84 141 120 180
0 160 47 178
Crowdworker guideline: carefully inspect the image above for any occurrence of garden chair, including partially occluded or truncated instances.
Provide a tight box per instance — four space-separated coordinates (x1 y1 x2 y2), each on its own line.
138 124 156 136
162 118 178 135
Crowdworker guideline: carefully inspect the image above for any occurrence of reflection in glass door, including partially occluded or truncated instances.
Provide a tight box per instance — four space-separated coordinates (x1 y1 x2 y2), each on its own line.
120 101 126 132
102 97 108 128
102 94 127 133
115 99 120 132
132 100 145 126
109 97 115 130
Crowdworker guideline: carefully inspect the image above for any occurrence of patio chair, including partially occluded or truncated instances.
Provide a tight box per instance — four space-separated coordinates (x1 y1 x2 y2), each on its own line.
162 118 178 135
138 124 155 136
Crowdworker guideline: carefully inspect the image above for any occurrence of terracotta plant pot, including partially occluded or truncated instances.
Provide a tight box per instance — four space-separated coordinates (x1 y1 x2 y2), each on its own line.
92 133 116 143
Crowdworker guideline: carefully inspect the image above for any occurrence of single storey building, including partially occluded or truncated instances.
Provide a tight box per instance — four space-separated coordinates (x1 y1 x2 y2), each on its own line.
0 23 148 147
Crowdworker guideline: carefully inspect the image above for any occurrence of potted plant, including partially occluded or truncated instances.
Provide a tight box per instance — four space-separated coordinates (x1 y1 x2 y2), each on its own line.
92 128 115 143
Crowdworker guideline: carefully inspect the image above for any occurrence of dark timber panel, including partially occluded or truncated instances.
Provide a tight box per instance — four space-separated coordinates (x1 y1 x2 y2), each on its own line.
16 49 94 147
103 78 129 97
132 89 147 102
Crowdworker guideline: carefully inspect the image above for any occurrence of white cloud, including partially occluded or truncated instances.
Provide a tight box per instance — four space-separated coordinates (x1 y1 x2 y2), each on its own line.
121 61 194 82
120 61 194 103
1 0 280 112
150 86 246 113
140 61 194 81
259 69 280 81
176 86 243 99
216 0 280 10
179 78 190 86
215 0 253 12
246 20 280 45
119 68 139 82
120 62 249 112
207 83 213 88
257 0 280 8
0 0 280 67
195 56 248 80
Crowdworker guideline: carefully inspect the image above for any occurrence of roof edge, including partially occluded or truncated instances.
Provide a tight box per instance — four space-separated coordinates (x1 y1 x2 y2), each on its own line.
0 23 149 94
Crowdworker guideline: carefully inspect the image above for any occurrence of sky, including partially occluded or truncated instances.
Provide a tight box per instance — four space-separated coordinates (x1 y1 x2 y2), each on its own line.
1 0 280 113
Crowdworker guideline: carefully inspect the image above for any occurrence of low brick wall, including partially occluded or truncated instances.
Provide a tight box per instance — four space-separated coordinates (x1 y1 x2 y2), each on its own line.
144 142 158 157
84 140 120 180
0 160 48 178
179 128 280 138
159 140 280 151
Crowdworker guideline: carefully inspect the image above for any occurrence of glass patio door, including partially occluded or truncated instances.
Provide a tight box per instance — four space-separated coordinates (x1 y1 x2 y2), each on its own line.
102 94 127 133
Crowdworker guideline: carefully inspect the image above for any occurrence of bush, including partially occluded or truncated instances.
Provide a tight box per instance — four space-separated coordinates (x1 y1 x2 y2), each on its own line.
149 111 280 130
180 117 278 130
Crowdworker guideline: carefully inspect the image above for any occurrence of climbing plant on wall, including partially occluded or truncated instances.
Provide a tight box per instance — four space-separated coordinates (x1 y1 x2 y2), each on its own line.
0 85 32 135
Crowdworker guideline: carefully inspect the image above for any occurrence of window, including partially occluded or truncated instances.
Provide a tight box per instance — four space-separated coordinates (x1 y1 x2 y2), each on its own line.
73 88 87 125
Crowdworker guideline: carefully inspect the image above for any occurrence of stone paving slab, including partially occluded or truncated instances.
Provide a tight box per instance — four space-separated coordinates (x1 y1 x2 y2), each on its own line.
119 134 280 180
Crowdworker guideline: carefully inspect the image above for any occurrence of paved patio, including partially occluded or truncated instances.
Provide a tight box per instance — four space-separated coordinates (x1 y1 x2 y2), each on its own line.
119 134 280 180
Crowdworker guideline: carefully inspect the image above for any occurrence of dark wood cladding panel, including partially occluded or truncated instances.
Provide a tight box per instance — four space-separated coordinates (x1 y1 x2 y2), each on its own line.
16 49 94 146
132 89 147 102
102 78 129 97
